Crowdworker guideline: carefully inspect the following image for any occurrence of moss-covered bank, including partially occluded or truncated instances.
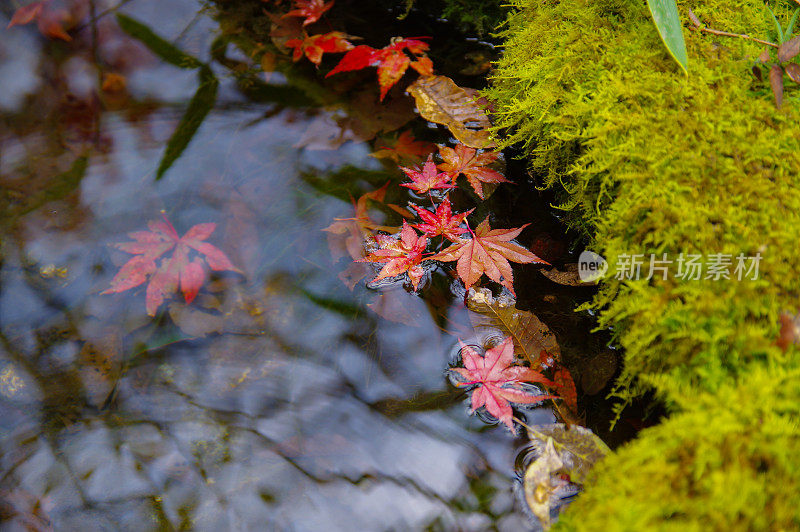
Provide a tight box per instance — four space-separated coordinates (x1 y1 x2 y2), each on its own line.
486 0 800 527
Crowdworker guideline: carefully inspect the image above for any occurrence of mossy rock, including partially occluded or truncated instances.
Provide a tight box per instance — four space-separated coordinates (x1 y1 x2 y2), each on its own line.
557 364 800 530
486 0 800 397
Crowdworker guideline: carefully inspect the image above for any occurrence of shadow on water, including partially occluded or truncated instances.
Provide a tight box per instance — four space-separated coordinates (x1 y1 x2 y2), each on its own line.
0 1 654 529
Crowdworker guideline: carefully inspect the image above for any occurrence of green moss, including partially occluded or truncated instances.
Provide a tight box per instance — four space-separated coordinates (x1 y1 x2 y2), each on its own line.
486 0 800 394
557 364 800 530
487 0 800 526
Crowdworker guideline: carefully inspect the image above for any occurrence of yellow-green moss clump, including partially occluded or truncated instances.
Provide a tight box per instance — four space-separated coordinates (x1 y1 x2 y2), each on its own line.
486 0 800 527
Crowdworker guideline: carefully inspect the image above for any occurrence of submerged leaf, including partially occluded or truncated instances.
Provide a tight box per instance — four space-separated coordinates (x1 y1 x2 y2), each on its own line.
523 438 565 530
116 13 202 68
466 287 561 367
437 143 510 199
525 423 610 484
406 75 495 148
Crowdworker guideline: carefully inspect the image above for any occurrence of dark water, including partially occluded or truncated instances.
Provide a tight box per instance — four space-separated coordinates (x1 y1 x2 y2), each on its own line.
0 1 634 530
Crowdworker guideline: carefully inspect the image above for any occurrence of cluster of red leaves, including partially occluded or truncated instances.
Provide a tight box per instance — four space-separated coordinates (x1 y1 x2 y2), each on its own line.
281 0 334 26
102 215 241 316
370 130 437 164
359 221 429 290
451 337 556 431
286 31 353 66
327 37 434 100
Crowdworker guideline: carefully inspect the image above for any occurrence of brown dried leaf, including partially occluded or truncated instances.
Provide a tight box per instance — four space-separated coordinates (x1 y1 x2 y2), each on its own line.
523 438 563 530
785 63 800 83
778 36 800 63
777 312 800 351
759 47 772 63
539 264 597 286
752 65 763 81
526 423 610 485
406 75 496 149
687 8 702 28
770 65 784 108
466 287 560 368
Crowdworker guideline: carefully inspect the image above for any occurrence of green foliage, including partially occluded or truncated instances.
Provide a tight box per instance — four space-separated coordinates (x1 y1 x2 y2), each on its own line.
646 0 688 73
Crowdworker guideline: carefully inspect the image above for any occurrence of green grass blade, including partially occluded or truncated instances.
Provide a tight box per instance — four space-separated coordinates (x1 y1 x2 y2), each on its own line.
646 0 689 74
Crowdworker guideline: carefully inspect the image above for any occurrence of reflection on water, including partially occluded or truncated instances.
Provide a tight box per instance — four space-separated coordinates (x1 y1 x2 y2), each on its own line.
0 1 535 529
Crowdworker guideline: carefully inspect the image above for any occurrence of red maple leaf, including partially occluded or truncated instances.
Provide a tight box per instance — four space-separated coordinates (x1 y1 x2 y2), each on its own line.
399 154 456 195
553 366 578 413
451 337 556 431
437 144 511 200
6 0 79 41
430 216 548 296
370 130 437 164
102 215 241 316
326 37 434 100
359 221 430 290
411 198 473 241
285 31 353 66
282 0 334 26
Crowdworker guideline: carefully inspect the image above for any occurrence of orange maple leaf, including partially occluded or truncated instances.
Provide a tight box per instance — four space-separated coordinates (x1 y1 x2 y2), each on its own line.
437 143 511 199
430 216 548 296
282 0 334 26
286 31 353 65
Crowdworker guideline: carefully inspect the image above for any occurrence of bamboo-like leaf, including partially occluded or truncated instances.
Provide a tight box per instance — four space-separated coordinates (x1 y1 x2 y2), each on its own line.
116 13 203 69
156 67 219 180
646 0 688 74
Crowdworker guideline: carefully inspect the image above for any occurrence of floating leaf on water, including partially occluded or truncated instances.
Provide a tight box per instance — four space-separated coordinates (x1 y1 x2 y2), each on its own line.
466 287 561 367
406 75 496 148
523 437 565 530
525 423 610 485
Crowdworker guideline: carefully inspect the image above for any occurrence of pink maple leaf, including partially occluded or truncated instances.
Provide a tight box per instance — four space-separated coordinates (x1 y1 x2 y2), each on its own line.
399 154 455 195
451 337 556 431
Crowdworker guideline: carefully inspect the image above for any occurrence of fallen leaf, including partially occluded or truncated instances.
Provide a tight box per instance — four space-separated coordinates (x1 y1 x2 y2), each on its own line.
285 31 353 65
466 287 561 367
450 337 556 431
540 264 597 286
525 423 610 484
523 438 566 530
327 38 433 100
399 154 456 194
78 327 122 407
282 0 334 26
323 182 393 263
437 143 510 199
553 367 577 413
411 197 473 241
777 311 800 351
770 64 784 108
406 75 495 148
359 221 430 290
778 35 800 62
431 217 548 296
102 215 242 316
785 63 800 83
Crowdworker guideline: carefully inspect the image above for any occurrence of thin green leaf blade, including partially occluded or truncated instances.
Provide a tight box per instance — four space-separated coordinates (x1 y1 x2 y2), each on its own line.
646 0 689 74
115 13 203 69
155 67 218 180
